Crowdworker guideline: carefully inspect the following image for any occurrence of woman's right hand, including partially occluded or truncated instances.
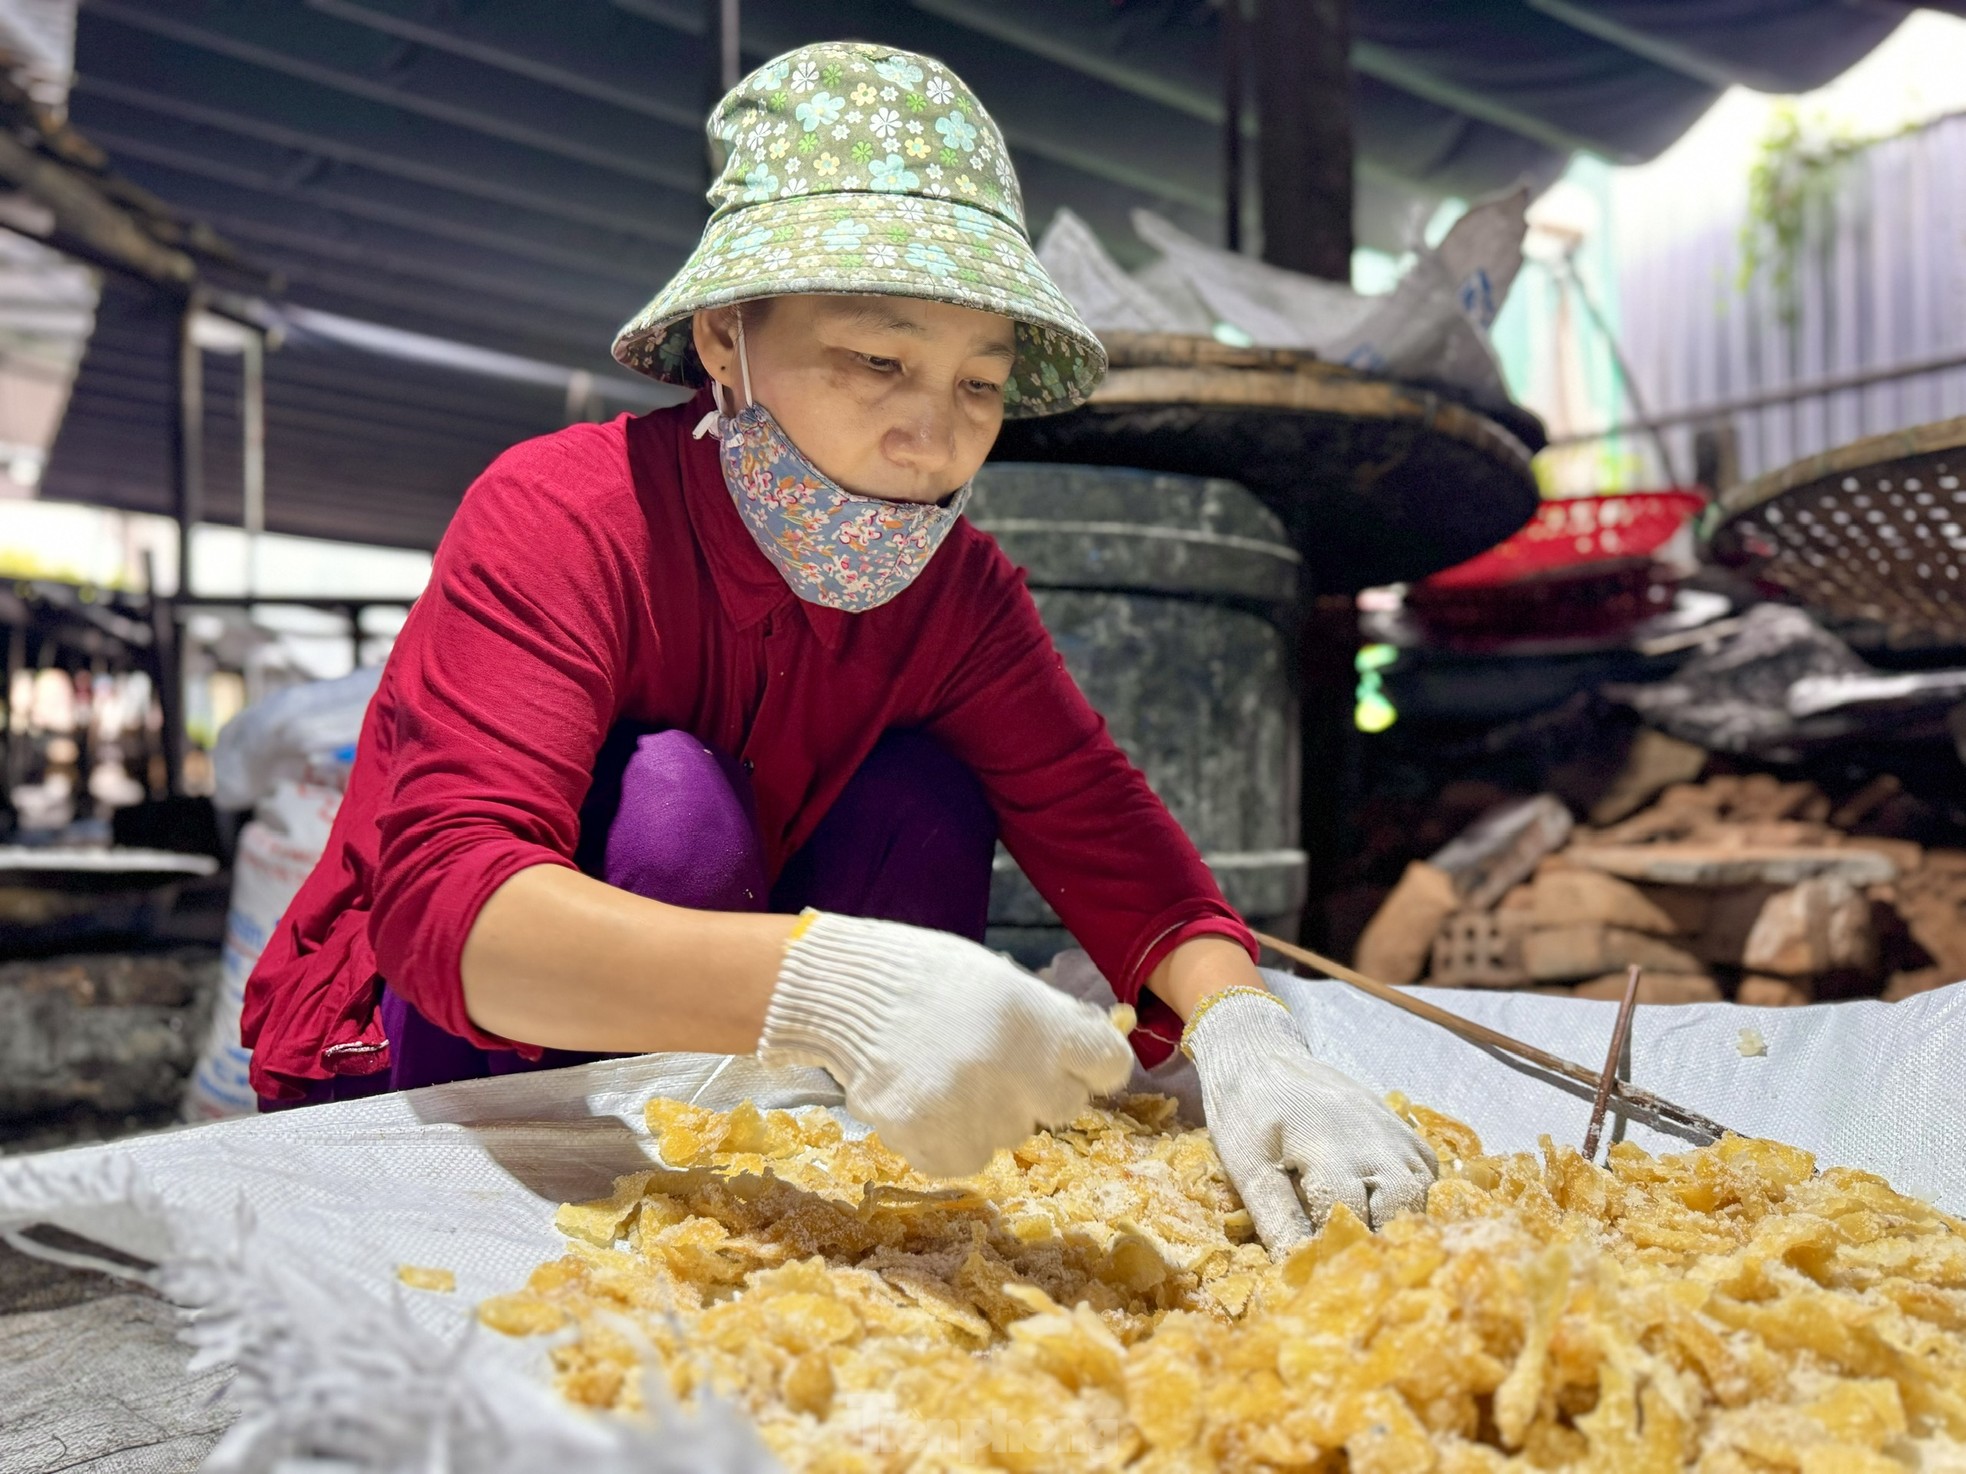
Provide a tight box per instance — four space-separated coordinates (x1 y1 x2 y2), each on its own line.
757 910 1135 1177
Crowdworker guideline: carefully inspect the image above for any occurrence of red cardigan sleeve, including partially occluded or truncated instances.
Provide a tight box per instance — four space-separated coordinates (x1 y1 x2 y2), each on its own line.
924 541 1256 1065
365 427 640 1049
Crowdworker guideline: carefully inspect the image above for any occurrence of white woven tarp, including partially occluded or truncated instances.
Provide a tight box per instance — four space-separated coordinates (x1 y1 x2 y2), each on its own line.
1 974 1961 1471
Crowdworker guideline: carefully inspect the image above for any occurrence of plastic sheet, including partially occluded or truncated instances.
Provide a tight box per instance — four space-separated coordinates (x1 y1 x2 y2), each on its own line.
1 977 1959 1469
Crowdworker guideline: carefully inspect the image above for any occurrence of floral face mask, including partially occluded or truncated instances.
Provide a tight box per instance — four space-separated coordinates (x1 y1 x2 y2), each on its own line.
692 315 971 614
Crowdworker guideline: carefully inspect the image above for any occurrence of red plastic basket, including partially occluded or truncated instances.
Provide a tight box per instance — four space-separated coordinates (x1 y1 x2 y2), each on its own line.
1405 489 1706 644
1421 489 1706 591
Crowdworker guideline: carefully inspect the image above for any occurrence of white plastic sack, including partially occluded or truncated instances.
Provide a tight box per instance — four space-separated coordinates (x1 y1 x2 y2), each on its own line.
3 978 1960 1470
184 783 343 1121
1032 208 1179 334
213 664 382 812
1038 191 1529 403
1321 189 1529 402
1129 208 1376 350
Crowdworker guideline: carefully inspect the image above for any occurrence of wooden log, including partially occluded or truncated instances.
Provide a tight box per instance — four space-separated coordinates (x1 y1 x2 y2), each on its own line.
1843 837 1924 878
1354 860 1458 985
1588 729 1708 826
1523 924 1703 982
1738 976 1812 1007
1884 967 1960 1001
1565 842 1898 889
1636 883 1712 936
1741 877 1875 978
1686 884 1780 966
1891 849 1966 973
1430 794 1574 911
1830 774 1902 830
1529 870 1681 936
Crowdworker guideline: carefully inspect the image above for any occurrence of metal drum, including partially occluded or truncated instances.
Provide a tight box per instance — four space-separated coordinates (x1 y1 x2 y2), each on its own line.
967 463 1306 969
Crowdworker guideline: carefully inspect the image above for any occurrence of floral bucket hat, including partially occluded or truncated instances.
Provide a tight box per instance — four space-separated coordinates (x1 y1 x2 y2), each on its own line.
612 40 1106 416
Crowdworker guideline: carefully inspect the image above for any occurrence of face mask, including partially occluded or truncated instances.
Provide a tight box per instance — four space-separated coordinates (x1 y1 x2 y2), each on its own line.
692 315 971 614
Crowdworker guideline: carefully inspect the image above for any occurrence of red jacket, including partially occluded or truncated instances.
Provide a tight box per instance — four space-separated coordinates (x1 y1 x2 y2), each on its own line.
242 395 1255 1099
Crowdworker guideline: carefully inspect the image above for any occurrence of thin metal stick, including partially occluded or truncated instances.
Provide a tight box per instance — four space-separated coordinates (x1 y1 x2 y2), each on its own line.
1253 932 1733 1143
1583 965 1642 1160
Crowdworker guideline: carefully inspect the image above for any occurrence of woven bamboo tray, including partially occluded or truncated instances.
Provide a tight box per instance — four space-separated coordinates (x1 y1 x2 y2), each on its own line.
1710 415 1966 644
991 331 1541 595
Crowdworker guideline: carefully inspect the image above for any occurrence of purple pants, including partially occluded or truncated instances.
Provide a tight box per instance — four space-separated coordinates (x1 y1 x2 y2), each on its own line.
263 729 995 1109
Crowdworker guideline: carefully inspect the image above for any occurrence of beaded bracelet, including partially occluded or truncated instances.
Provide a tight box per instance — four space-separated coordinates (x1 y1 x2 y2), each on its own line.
1178 985 1289 1059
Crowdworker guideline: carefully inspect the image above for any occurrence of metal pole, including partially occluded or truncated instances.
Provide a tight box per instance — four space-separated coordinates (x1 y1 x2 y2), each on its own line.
173 297 205 603
720 0 741 90
1557 251 1682 487
3 620 24 805
241 327 265 600
1221 0 1243 253
142 549 185 798
1545 344 1966 447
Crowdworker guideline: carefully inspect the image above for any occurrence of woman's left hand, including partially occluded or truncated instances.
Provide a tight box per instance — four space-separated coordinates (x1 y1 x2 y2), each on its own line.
1183 989 1439 1255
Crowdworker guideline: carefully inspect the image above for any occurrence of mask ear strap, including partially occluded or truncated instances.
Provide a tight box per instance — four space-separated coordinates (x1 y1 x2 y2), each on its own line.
690 308 748 439
736 308 755 410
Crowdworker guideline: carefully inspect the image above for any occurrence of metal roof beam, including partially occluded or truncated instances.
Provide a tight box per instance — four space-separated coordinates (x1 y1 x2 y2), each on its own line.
1521 0 1740 89
80 120 682 284
107 156 662 317
1349 42 1628 163
69 66 704 246
904 0 1629 164
81 0 704 190
300 0 710 129
256 257 626 368
604 0 1227 216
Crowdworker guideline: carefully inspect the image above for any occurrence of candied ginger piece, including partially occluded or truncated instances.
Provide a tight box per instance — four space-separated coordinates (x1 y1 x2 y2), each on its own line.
395 1263 455 1293
478 1293 567 1336
554 1170 657 1247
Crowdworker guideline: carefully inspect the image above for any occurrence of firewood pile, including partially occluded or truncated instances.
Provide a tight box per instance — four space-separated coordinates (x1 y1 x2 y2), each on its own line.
1353 760 1966 1006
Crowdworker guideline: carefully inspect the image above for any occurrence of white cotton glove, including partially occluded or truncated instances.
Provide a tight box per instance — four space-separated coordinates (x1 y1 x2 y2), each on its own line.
756 911 1136 1177
1184 990 1439 1255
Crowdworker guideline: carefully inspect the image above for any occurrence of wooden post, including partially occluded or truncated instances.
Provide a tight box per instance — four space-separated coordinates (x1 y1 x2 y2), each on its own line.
1252 0 1355 282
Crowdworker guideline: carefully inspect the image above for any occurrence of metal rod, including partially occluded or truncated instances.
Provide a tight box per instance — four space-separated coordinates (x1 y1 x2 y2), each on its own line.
1547 345 1966 448
1253 932 1734 1142
173 297 204 604
1583 965 1642 1160
1221 0 1243 253
241 327 265 601
3 621 23 805
142 550 185 798
719 0 741 89
1555 252 1682 486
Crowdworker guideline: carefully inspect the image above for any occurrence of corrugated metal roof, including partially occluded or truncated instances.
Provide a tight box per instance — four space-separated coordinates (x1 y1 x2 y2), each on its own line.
39 0 1957 551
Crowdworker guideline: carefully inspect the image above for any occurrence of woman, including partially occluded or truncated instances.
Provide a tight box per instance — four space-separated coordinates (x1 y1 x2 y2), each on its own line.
242 40 1435 1253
